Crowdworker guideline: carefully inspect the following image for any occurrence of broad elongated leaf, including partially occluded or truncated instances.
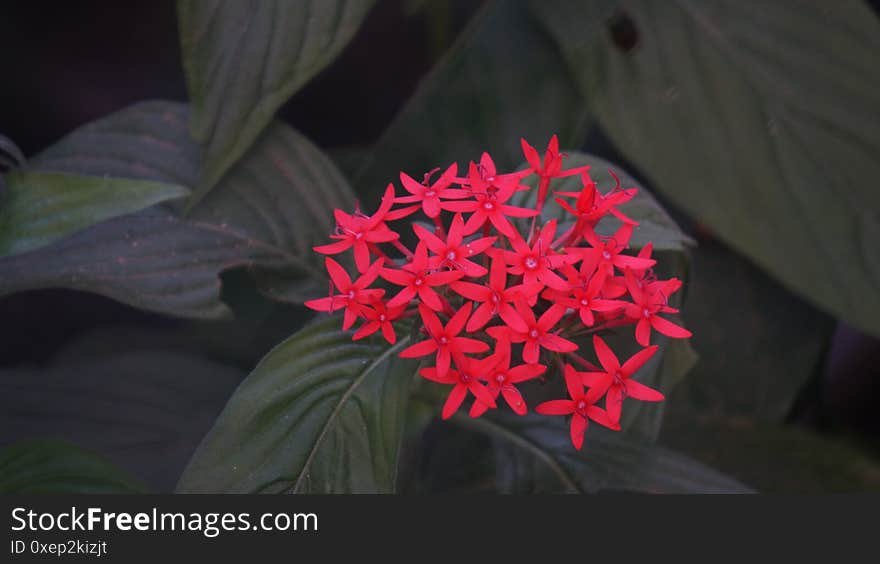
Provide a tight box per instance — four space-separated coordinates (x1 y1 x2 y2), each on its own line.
354 0 590 201
454 412 751 493
661 416 880 492
0 440 148 494
0 347 244 492
177 317 419 493
666 238 834 424
0 101 353 317
533 0 880 336
0 170 188 257
178 0 374 206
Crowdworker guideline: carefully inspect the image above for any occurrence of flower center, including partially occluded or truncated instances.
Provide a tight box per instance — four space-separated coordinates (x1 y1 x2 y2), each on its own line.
425 190 436 197
602 250 611 260
490 292 501 304
613 371 624 386
524 256 538 270
446 250 457 260
347 291 355 299
460 373 472 383
495 373 506 384
642 308 652 318
576 400 587 415
378 314 387 322
580 298 589 307
414 277 424 286
529 329 540 339
483 201 495 211
486 176 496 182
438 336 449 345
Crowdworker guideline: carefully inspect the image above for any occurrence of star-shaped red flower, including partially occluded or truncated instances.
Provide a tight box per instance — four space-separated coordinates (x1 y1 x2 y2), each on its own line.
494 301 578 364
501 219 577 292
535 364 620 450
413 213 497 278
304 257 385 329
395 163 469 218
450 255 541 332
420 355 497 420
520 135 590 212
399 302 489 377
469 334 546 417
380 242 463 310
579 335 664 424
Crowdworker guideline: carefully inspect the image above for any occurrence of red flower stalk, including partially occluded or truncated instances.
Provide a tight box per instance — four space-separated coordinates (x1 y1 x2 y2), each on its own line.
579 335 664 424
305 257 385 330
535 365 620 450
399 303 489 378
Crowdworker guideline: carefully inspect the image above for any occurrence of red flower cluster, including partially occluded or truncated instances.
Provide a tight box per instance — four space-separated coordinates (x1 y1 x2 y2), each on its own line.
306 136 692 450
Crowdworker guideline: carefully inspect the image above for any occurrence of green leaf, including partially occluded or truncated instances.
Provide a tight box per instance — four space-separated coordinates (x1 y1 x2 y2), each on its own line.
534 0 880 336
666 239 834 423
354 0 590 201
0 101 353 318
178 0 374 206
0 440 148 494
455 412 752 493
177 317 419 493
0 344 245 492
661 416 880 493
0 171 188 257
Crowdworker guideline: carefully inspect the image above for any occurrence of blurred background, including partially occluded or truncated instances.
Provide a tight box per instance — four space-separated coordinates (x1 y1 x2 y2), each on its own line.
1 0 878 492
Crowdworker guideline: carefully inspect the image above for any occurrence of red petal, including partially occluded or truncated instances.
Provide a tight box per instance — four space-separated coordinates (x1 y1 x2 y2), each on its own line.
541 333 578 353
399 338 438 358
535 399 575 416
353 241 371 273
313 239 352 255
353 321 380 341
418 286 445 311
621 345 659 376
592 335 621 373
606 385 623 424
587 405 620 431
508 364 546 383
651 316 693 339
466 302 495 332
626 379 665 402
523 341 540 364
563 364 583 400
442 384 468 419
501 387 527 415
447 302 472 336
412 224 446 254
635 318 652 347
455 338 490 354
570 414 587 450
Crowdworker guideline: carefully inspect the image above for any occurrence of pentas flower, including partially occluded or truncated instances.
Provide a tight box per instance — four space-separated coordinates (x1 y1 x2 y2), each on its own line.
451 255 541 332
314 184 400 272
395 163 468 218
569 224 655 287
304 257 385 330
543 263 626 326
469 335 546 417
414 213 496 277
495 301 578 364
352 300 406 344
420 355 497 420
622 269 692 346
535 365 620 450
400 303 489 378
555 170 637 233
442 169 537 238
520 135 590 212
500 219 576 292
381 242 463 311
307 135 693 450
579 335 664 424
